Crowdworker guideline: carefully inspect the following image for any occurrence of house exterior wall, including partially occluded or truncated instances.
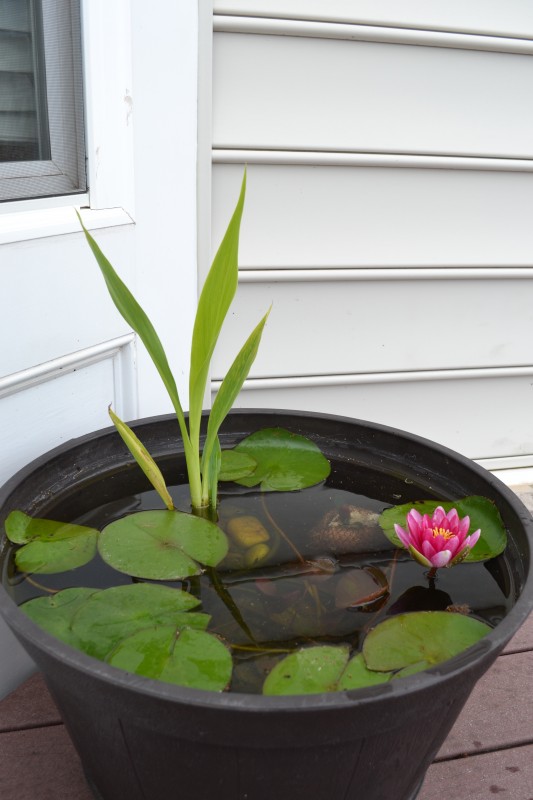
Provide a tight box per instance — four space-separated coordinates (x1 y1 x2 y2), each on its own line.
210 1 533 476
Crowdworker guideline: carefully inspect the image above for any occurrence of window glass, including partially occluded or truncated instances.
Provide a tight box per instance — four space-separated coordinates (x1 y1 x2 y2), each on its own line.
0 0 51 163
0 0 86 201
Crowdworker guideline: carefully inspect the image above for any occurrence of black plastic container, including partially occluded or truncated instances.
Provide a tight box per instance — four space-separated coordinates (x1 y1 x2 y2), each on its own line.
1 410 532 800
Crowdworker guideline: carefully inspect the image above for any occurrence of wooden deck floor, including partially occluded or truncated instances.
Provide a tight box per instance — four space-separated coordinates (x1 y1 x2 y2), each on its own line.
1 612 532 800
2 484 533 799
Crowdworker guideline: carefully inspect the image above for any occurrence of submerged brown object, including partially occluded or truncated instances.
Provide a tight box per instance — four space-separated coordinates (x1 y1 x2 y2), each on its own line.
311 504 387 555
227 515 270 548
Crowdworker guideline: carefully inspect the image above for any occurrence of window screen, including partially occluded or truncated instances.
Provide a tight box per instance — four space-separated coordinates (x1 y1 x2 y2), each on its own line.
0 0 86 201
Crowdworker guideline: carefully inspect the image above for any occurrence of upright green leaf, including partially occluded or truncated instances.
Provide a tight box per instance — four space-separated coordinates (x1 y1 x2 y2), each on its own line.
201 309 270 504
76 211 201 505
188 173 247 456
108 407 174 510
76 213 185 428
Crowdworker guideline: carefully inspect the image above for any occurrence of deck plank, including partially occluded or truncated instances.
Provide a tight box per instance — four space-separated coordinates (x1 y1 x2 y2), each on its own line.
503 613 533 653
419 743 533 800
0 672 61 732
437 650 533 759
0 725 93 800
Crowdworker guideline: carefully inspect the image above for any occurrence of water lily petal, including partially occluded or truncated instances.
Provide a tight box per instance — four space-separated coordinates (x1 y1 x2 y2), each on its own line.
394 504 481 571
430 549 452 568
394 524 411 550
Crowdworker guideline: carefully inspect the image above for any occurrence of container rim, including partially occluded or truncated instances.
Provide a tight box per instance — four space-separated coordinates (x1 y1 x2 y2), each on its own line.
1 408 532 712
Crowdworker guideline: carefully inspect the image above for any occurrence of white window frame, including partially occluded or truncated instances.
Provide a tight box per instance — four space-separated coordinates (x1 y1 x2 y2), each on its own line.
0 0 134 242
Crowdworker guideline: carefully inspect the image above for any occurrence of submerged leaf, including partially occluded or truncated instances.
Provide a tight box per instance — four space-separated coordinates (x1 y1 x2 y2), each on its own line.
6 511 98 574
108 626 233 691
98 510 228 580
263 645 349 695
379 496 507 563
363 611 491 673
224 428 331 492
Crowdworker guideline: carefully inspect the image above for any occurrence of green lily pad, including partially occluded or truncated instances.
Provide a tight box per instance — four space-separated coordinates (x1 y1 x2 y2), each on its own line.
337 653 393 690
363 611 491 673
379 496 507 562
219 450 257 481
6 511 98 574
262 645 349 695
107 626 233 691
21 588 99 648
224 428 331 491
71 583 209 659
98 510 228 580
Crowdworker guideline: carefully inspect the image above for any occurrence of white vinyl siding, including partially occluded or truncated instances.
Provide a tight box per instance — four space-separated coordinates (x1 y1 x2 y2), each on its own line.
210 4 533 471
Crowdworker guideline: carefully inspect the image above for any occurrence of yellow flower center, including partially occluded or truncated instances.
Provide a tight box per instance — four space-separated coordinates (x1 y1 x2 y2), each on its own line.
432 526 454 540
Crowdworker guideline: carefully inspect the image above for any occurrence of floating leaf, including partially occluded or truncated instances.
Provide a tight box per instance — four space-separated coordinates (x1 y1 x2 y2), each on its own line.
70 583 208 659
21 588 98 648
379 496 507 562
363 611 491 673
225 428 331 491
263 645 349 695
337 653 393 690
219 450 257 482
6 511 98 574
98 510 229 580
107 626 232 691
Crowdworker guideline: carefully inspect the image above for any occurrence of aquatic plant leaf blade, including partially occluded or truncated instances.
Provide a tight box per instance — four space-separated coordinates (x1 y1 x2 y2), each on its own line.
108 626 233 691
262 645 349 695
6 512 98 574
21 588 98 648
363 611 491 673
189 173 246 438
218 450 257 481
76 212 186 429
98 510 228 580
71 583 207 659
229 428 331 491
204 310 270 479
337 653 393 690
108 407 174 510
379 496 507 562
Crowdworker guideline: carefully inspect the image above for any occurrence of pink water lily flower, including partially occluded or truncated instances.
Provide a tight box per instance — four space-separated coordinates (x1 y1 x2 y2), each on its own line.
394 506 481 569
